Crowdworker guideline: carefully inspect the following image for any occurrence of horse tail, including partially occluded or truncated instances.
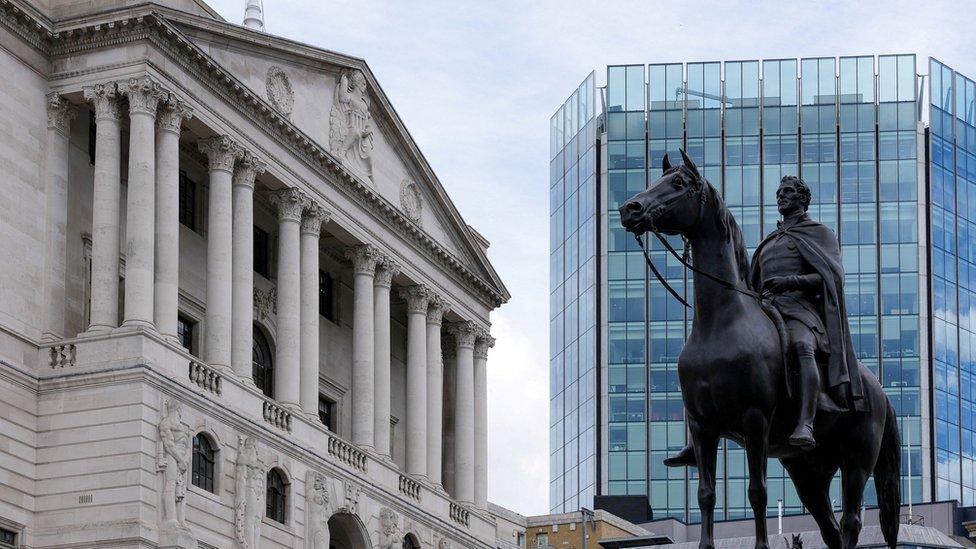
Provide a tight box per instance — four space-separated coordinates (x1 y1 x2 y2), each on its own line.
875 399 901 549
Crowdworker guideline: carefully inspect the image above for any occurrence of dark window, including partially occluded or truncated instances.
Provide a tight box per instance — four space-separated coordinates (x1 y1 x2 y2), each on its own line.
178 171 196 231
319 271 334 321
191 434 216 493
177 315 195 353
254 227 270 278
403 535 420 549
0 527 15 548
88 111 96 165
317 395 336 431
265 468 287 523
252 326 274 398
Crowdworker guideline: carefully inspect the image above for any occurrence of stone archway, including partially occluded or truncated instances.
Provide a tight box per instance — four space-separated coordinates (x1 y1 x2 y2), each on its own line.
328 512 370 549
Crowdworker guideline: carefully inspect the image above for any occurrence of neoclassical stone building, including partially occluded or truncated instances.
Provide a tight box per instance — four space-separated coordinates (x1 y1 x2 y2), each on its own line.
0 0 510 547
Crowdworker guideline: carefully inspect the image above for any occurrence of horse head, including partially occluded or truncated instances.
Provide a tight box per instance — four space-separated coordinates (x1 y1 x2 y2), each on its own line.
619 149 706 237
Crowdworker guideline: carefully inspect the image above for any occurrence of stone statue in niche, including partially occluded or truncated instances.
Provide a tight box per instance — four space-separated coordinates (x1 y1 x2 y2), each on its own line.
234 436 265 549
329 69 374 182
379 507 403 549
306 470 332 549
157 400 197 548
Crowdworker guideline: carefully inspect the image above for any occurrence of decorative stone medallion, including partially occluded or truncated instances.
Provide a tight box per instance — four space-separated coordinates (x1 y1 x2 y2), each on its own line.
399 180 422 225
266 66 294 117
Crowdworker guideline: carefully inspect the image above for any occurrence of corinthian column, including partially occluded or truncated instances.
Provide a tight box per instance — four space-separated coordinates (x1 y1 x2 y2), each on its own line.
426 296 450 486
120 77 163 329
473 329 494 510
231 152 266 381
269 188 305 408
83 83 123 333
154 96 193 341
345 244 380 450
41 93 75 341
401 285 430 478
300 202 330 416
198 135 242 368
373 256 400 457
450 321 478 505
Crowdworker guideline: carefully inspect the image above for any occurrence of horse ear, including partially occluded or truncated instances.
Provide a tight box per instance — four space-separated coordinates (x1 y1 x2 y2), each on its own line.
662 153 672 173
679 148 701 181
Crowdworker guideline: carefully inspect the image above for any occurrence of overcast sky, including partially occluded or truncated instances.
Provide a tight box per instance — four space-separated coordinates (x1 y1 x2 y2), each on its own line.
204 0 976 516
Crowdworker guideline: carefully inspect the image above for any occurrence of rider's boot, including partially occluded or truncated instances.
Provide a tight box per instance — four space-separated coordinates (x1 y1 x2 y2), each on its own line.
664 444 696 467
789 341 819 449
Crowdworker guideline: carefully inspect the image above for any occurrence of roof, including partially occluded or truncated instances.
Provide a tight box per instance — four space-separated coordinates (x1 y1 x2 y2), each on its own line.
648 525 963 549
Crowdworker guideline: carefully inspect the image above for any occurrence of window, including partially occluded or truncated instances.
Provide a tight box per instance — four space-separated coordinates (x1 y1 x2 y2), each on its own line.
319 270 335 321
318 395 336 431
252 327 274 398
254 227 270 278
177 315 195 353
402 535 420 549
265 468 287 523
191 434 216 493
0 527 15 549
88 111 96 165
517 532 526 547
178 171 196 230
536 533 549 548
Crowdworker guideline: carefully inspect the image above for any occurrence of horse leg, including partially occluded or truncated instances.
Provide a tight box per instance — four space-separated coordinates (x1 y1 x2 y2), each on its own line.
690 419 720 549
839 461 870 549
743 410 770 549
782 455 841 549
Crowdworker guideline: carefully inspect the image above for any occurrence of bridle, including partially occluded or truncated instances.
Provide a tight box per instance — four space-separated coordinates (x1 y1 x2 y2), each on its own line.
633 169 762 309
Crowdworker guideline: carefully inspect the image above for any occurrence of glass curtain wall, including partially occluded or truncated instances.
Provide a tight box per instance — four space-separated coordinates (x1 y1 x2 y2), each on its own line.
800 57 839 231
549 72 597 513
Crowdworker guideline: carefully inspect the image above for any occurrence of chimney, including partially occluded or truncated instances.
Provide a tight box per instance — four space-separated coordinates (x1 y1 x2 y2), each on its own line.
243 0 264 31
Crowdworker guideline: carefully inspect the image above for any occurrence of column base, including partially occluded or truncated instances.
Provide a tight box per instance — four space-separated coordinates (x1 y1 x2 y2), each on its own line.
115 320 156 333
39 331 64 343
80 324 115 337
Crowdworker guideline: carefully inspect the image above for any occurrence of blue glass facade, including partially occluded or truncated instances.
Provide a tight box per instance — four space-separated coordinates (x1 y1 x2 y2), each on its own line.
548 54 966 519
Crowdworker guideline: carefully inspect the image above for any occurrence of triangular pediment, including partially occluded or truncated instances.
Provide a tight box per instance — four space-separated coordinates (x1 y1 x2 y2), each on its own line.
164 12 506 301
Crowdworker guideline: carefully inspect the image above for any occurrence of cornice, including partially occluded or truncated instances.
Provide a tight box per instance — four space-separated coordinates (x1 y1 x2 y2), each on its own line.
17 5 508 309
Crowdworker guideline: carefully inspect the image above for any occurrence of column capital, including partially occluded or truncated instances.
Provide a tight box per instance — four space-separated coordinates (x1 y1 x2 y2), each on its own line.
46 93 75 133
268 187 306 223
373 257 400 288
474 329 495 359
300 202 331 235
156 96 193 134
119 76 164 116
399 285 430 314
345 244 381 276
198 135 243 173
426 295 450 326
233 150 267 189
83 82 122 121
448 321 478 349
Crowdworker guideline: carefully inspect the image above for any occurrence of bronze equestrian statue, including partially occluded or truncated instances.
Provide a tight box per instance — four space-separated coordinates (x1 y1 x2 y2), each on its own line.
619 151 900 549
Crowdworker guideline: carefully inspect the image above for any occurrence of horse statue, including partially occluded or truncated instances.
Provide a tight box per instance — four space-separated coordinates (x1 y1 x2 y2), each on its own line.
618 150 900 549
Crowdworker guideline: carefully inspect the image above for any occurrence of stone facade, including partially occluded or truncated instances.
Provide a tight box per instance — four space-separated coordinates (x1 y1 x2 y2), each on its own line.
0 1 509 547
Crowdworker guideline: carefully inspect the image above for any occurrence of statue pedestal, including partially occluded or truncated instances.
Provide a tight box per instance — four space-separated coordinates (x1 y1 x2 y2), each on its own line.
159 527 198 549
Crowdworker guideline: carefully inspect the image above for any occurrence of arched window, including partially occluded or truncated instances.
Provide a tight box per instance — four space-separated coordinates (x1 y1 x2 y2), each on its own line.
266 468 287 523
191 433 216 492
402 534 420 549
252 326 274 398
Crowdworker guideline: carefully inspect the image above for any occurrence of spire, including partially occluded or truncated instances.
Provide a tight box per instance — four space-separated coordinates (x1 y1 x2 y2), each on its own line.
243 0 264 31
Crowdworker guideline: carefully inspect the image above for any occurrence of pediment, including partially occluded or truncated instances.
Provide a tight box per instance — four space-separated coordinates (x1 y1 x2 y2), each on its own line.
171 16 503 295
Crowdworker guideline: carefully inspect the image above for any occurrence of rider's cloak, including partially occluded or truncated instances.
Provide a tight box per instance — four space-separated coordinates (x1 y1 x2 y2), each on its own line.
749 213 868 413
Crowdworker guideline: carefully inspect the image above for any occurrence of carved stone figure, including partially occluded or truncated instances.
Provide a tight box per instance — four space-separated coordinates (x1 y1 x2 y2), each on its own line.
399 179 422 224
337 479 361 514
306 470 332 549
329 69 374 182
379 507 402 549
266 66 294 117
438 537 452 549
234 437 265 549
618 151 900 549
157 400 196 548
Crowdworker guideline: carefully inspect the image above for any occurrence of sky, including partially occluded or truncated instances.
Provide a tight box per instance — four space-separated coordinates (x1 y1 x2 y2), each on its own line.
204 0 976 516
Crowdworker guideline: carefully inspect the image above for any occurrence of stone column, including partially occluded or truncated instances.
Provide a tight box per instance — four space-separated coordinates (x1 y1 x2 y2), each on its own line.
153 96 193 341
269 188 305 408
231 152 266 380
83 83 123 333
441 333 457 496
473 330 494 510
41 93 75 341
345 244 380 450
450 321 478 505
198 135 242 368
300 202 330 417
373 256 399 457
426 296 449 487
120 77 163 329
401 285 430 478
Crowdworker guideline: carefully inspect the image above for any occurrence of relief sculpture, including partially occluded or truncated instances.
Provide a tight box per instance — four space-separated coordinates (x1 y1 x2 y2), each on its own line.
234 437 265 549
329 69 374 183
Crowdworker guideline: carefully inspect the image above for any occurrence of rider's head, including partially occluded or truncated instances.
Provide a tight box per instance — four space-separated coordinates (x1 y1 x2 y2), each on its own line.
777 175 811 215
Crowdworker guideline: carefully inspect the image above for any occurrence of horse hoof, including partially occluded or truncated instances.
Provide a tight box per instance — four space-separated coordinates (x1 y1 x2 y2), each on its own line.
664 446 697 467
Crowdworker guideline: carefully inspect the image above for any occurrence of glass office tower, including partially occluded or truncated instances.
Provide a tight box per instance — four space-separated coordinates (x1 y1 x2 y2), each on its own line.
549 55 976 521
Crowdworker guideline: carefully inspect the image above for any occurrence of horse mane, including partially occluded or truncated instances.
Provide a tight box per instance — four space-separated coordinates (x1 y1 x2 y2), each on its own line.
697 172 751 287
